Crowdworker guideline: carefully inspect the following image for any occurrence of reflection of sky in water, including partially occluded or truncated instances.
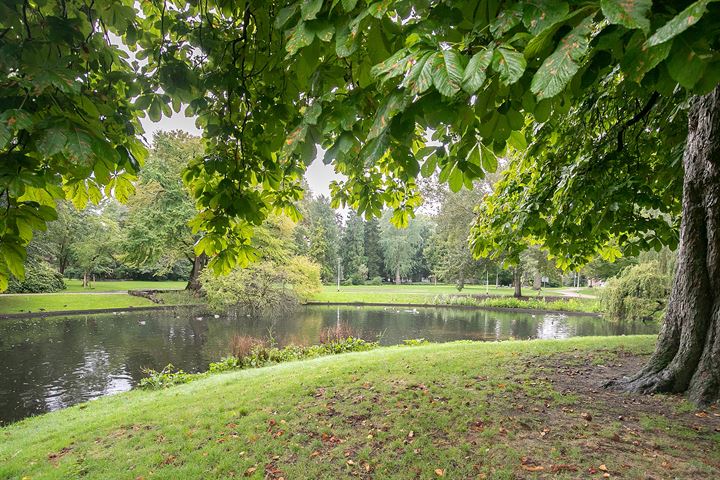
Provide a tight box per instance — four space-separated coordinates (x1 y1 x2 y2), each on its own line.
0 306 658 424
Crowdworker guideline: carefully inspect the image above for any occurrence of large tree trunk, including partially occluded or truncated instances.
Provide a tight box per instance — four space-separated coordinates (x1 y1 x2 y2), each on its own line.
186 253 207 292
609 86 720 405
513 267 522 298
395 266 401 285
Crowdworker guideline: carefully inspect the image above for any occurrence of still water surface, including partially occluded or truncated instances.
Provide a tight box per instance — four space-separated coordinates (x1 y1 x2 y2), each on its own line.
0 305 657 424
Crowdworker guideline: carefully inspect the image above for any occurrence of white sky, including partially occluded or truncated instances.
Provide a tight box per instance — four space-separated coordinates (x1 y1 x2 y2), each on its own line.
140 111 342 198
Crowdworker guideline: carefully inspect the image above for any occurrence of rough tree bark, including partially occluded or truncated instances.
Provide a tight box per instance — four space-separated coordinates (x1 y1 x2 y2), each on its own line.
395 266 401 285
609 86 720 405
186 253 207 292
513 267 522 298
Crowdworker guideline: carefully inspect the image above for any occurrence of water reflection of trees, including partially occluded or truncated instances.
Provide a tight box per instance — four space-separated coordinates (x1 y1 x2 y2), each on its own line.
0 306 659 424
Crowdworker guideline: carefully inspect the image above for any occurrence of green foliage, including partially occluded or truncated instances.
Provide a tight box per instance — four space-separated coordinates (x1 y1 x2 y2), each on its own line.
3 0 720 291
123 132 202 279
402 338 429 346
6 259 65 293
200 255 322 312
601 261 671 321
146 337 379 390
380 210 433 283
431 294 601 313
139 364 196 390
366 276 383 286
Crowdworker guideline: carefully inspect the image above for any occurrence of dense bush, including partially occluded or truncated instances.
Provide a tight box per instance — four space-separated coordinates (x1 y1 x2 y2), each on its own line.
7 260 65 293
366 276 383 285
139 364 195 389
601 261 671 322
200 256 322 313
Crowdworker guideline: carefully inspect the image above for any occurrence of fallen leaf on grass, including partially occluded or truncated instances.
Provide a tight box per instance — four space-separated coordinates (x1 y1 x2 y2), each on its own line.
521 465 544 472
244 466 257 476
434 468 445 477
310 451 320 458
599 464 608 471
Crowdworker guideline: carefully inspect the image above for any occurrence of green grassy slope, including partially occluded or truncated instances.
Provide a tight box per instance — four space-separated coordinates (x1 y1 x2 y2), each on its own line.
3 336 714 480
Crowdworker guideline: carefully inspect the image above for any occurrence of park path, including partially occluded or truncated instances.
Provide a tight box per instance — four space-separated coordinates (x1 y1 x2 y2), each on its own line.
555 287 597 299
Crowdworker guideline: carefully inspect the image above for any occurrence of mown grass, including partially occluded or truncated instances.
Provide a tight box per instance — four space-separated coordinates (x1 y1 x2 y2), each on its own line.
64 279 187 292
4 335 716 479
0 293 157 314
311 285 600 312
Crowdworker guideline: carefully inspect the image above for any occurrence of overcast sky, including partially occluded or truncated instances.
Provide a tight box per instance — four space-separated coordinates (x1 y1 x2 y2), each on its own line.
139 111 342 198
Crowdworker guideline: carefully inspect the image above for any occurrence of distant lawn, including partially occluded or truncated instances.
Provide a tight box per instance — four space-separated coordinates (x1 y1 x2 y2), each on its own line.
64 279 187 292
311 284 580 304
0 293 157 314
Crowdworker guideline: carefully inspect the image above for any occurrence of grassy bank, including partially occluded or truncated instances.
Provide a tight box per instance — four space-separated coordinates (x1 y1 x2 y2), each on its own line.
64 279 186 292
311 285 600 312
2 335 718 479
0 293 158 314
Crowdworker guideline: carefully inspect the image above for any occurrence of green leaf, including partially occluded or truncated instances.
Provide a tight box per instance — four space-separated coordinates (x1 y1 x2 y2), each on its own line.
647 0 716 47
492 47 526 86
462 49 493 94
414 53 439 95
368 92 407 140
621 31 672 83
666 41 707 89
307 20 334 42
523 1 570 35
371 49 411 82
301 0 323 20
275 4 299 29
2 109 33 131
601 0 651 32
65 128 94 164
448 166 463 192
0 242 26 279
36 128 68 157
433 50 464 97
0 124 12 149
335 20 358 57
286 21 315 56
342 0 358 10
531 16 595 99
480 144 498 173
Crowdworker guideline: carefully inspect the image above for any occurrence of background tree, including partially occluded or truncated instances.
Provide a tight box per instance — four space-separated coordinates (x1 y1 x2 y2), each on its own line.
380 211 432 284
364 217 385 280
341 212 367 283
123 131 204 290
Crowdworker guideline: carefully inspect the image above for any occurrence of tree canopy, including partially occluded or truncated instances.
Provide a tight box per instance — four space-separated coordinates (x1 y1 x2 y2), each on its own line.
3 0 719 289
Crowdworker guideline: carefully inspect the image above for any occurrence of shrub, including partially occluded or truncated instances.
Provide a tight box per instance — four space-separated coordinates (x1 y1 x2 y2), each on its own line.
208 356 240 373
139 364 198 390
319 323 358 344
403 338 429 346
201 257 322 313
285 256 322 302
366 276 382 285
601 261 671 321
230 335 266 359
7 260 65 293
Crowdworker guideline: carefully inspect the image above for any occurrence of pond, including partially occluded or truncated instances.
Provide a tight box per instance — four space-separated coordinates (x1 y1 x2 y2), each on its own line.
0 305 658 424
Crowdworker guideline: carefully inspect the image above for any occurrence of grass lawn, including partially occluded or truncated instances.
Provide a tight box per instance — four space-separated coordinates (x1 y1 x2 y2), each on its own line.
2 335 718 479
313 284 550 303
0 293 157 314
311 284 599 305
63 279 187 292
